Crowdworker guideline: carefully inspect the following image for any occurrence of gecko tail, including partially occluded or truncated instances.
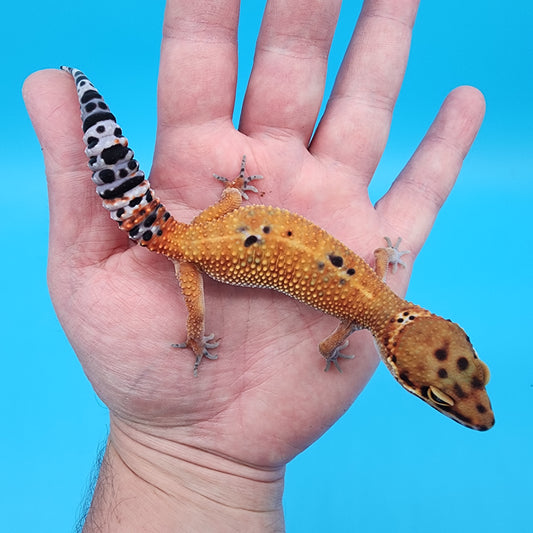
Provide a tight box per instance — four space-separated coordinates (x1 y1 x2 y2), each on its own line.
61 66 175 247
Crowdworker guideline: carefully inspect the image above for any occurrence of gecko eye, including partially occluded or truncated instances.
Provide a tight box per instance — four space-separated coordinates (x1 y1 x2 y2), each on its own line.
428 386 455 407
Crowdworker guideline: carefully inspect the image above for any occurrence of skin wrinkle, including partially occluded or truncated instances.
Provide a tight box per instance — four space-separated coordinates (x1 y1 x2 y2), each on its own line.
112 425 286 508
394 174 449 210
327 90 396 114
361 9 417 31
162 3 238 43
162 22 237 45
421 133 471 164
255 41 330 61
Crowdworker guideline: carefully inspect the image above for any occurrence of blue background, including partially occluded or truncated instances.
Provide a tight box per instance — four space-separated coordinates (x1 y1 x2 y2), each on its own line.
2 1 532 531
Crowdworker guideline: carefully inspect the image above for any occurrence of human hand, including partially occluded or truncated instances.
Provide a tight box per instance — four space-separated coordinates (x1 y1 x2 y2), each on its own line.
23 0 485 529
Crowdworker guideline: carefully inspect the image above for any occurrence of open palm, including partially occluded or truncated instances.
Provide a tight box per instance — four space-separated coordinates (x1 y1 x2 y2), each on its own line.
24 0 484 511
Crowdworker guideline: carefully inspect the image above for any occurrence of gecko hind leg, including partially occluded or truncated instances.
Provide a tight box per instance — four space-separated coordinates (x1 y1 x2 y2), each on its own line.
172 333 220 377
323 340 355 372
214 155 263 200
172 260 221 377
319 319 359 372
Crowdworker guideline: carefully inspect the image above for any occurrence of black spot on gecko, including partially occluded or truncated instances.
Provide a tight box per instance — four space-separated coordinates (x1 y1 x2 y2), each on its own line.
145 190 153 203
399 372 415 388
96 125 105 134
128 159 138 171
457 357 469 371
116 208 125 218
119 168 129 178
85 102 97 113
317 262 325 270
287 231 293 237
100 175 145 200
438 368 448 379
101 144 129 165
471 376 484 389
328 254 344 268
476 404 487 414
80 89 101 104
434 348 448 361
244 235 258 247
454 383 467 398
82 111 117 132
142 230 153 241
99 169 115 183
98 101 108 110
163 212 171 221
397 318 404 323
143 212 157 227
262 226 271 234
346 268 355 276
114 127 122 137
129 196 142 207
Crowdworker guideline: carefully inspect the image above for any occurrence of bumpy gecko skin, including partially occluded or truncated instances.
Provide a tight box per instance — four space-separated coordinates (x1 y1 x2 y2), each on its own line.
62 67 494 431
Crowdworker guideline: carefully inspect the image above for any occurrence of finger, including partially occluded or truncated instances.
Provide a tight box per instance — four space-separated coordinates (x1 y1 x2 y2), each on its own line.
157 0 240 129
239 0 342 144
311 0 419 180
23 69 129 265
375 86 486 248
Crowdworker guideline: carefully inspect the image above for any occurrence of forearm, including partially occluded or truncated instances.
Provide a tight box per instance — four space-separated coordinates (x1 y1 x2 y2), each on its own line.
83 419 286 533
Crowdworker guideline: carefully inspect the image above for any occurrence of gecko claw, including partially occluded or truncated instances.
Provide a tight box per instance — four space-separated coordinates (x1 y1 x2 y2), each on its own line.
172 333 220 377
323 340 355 372
214 155 263 200
383 237 410 274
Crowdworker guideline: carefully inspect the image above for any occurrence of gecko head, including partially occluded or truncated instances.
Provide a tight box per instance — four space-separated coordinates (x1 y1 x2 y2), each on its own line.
380 313 494 431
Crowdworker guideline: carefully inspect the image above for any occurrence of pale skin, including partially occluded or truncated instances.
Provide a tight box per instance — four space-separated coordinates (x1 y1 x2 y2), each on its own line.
23 0 486 531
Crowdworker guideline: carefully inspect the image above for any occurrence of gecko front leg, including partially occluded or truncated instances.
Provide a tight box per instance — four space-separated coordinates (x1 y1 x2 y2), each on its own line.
214 155 263 200
374 237 410 282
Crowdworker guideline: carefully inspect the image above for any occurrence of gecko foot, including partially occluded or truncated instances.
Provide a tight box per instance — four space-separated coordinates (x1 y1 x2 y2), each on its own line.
214 155 263 200
172 333 220 377
383 237 410 274
323 340 355 373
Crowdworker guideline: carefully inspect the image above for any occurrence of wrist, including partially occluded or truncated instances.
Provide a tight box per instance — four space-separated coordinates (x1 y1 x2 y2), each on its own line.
83 417 286 532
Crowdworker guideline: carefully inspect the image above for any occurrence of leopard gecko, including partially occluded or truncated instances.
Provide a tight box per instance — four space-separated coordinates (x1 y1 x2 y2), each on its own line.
60 66 494 431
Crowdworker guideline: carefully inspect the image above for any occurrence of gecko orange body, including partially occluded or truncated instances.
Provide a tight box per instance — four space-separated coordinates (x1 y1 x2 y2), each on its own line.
62 67 494 431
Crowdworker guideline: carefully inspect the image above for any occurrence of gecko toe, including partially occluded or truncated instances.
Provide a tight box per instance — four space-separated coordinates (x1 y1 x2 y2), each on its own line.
323 340 355 372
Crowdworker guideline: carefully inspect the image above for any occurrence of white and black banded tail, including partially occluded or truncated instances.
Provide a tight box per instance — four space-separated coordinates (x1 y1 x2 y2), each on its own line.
61 66 175 246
